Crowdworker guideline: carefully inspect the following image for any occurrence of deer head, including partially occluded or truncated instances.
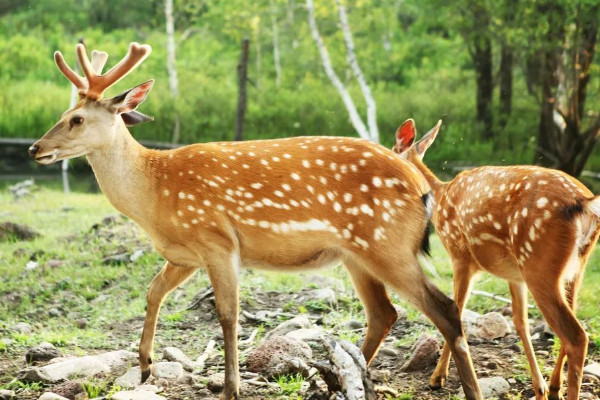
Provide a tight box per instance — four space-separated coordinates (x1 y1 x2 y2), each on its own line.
29 42 154 164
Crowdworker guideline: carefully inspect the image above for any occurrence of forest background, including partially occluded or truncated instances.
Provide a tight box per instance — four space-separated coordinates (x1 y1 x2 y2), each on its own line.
1 0 600 179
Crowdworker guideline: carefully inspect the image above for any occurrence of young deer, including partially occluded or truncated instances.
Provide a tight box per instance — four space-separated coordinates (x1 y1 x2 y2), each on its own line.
30 42 484 400
394 119 600 400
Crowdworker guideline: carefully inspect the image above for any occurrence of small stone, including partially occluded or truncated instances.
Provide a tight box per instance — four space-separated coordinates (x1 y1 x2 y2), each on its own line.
0 389 15 399
457 377 510 399
206 373 224 393
26 261 38 271
11 322 32 334
583 373 600 384
267 315 312 338
246 336 312 378
583 362 600 378
401 334 440 372
378 346 399 357
0 222 41 241
535 350 549 357
136 385 161 393
578 393 597 400
74 318 88 329
151 362 184 379
475 312 511 341
46 260 64 269
507 378 517 385
49 308 61 318
163 347 195 372
285 327 324 342
26 342 62 363
394 305 407 320
114 367 142 389
38 394 69 400
340 320 364 330
370 369 390 383
486 361 498 370
130 249 145 262
102 253 130 265
111 391 166 400
302 288 337 306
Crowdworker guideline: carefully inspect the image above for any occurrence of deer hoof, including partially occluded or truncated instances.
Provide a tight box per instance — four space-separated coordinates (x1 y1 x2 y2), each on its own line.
429 375 446 389
141 368 152 383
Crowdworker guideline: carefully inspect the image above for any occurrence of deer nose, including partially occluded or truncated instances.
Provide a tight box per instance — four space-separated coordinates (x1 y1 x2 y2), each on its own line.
28 144 40 157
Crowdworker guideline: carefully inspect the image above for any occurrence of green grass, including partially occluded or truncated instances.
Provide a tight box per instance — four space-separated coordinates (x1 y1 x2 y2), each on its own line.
275 373 304 396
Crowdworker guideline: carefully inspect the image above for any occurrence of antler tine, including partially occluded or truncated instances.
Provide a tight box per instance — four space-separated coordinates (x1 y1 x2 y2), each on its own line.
54 51 87 94
86 42 152 100
91 50 109 74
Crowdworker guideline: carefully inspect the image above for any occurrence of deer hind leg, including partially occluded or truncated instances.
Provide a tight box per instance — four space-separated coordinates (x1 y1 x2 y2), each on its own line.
345 259 398 364
430 259 476 389
527 281 587 400
548 272 584 400
206 252 240 400
376 254 483 400
140 261 198 382
509 281 548 400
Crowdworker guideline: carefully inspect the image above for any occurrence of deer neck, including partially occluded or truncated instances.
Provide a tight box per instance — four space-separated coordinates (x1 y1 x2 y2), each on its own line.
86 125 155 227
411 157 447 201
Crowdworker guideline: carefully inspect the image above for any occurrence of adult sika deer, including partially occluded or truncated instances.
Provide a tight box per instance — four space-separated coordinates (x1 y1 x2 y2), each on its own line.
30 42 483 400
394 119 600 400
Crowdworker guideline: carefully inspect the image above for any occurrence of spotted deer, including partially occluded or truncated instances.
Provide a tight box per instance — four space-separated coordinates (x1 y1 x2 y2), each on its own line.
393 118 600 400
29 42 484 400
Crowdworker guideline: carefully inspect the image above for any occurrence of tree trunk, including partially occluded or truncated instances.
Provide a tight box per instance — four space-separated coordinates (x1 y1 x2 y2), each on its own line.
305 0 371 140
271 0 281 87
165 0 180 144
334 0 379 142
235 38 250 142
498 43 513 129
473 37 493 138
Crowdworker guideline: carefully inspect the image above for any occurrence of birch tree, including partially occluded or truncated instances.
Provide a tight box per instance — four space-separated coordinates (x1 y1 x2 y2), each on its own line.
306 0 379 142
165 0 180 144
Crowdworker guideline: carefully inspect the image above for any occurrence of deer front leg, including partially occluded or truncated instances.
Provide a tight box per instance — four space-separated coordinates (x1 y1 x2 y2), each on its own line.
140 261 198 382
509 281 548 399
430 260 476 389
206 253 240 400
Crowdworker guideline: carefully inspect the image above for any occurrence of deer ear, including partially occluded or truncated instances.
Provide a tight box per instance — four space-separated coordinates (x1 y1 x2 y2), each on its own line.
393 119 416 154
121 110 154 126
109 80 154 114
415 119 442 158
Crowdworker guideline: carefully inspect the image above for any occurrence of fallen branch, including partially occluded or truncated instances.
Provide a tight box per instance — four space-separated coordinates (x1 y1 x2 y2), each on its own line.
239 328 259 346
186 287 214 310
196 339 216 370
471 289 534 309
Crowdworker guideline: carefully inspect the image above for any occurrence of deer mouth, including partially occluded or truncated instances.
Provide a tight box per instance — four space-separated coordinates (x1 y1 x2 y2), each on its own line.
35 149 59 165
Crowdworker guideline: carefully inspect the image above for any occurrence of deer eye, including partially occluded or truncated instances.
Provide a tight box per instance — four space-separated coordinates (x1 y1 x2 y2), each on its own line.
70 116 84 126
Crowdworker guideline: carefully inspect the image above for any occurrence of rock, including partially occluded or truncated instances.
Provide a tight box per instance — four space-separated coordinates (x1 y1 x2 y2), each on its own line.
394 305 407 320
48 308 61 318
246 336 312 378
378 346 399 357
507 377 517 385
20 350 136 383
267 315 312 338
0 389 15 399
535 350 549 357
339 320 364 331
579 393 597 399
583 373 600 384
11 322 32 334
475 312 511 341
302 288 337 306
286 327 324 342
38 394 69 400
151 362 184 379
457 377 510 399
137 385 161 393
206 372 225 392
163 347 195 372
584 363 600 378
102 253 130 265
0 222 40 241
370 369 390 383
304 275 345 292
25 261 38 271
74 318 87 329
401 334 440 372
532 321 555 338
130 249 145 262
115 366 142 389
50 381 84 399
111 391 166 400
26 342 62 363
45 260 64 269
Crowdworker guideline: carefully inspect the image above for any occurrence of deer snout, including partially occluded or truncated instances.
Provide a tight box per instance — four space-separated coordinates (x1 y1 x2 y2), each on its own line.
28 144 40 157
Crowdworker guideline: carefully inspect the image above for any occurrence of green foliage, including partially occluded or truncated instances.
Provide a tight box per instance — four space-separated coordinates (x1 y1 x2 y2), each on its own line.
275 373 304 395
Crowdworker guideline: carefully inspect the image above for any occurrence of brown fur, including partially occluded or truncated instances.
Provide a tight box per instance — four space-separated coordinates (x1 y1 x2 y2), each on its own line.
30 43 486 400
394 119 600 400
